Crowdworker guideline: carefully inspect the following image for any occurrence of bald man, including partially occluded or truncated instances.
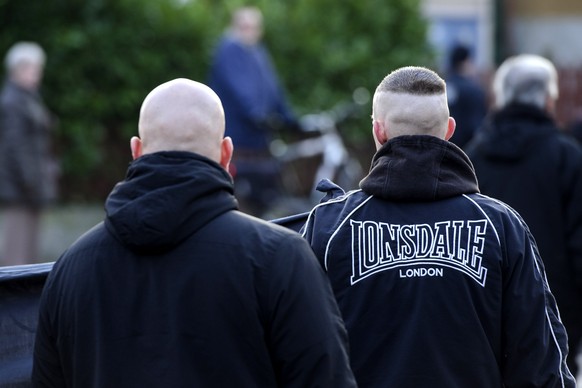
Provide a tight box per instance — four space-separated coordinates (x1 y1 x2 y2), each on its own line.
32 79 356 388
300 67 575 387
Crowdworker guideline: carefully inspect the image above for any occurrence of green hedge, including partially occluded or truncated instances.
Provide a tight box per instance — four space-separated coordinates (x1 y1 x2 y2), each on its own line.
0 0 432 200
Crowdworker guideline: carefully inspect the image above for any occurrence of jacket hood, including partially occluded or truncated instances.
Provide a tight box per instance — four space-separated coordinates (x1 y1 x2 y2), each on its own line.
471 104 556 161
360 135 479 200
104 151 238 253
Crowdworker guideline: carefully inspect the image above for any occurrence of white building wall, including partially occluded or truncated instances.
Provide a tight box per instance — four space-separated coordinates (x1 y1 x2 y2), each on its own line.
511 16 582 67
422 0 494 72
422 0 582 69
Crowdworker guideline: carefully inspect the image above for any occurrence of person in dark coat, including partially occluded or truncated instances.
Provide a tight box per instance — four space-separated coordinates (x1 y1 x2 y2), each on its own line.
209 6 298 217
445 44 488 148
32 79 356 387
465 54 582 377
300 66 575 387
0 42 58 265
567 108 582 145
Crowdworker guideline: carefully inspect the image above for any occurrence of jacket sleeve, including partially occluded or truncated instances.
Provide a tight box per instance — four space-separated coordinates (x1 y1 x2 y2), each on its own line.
264 51 297 128
264 233 356 388
300 207 328 271
500 213 576 387
300 186 348 271
31 272 66 388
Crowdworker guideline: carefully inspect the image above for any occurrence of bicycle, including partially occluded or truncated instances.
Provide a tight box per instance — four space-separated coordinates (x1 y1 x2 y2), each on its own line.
267 88 370 217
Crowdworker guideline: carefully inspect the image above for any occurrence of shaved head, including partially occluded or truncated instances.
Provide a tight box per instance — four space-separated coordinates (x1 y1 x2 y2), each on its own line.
372 66 454 147
137 78 226 163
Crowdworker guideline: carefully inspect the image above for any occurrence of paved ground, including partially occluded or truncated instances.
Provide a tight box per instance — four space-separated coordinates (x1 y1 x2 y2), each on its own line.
0 203 105 264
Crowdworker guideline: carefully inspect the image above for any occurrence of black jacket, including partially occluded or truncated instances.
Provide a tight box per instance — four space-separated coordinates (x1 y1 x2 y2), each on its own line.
0 80 57 207
466 104 582 366
32 152 355 387
446 72 487 148
302 136 574 387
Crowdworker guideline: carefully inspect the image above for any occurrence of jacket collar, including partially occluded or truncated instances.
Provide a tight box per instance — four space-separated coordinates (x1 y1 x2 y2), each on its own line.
105 151 238 253
473 103 557 161
360 135 479 201
490 103 554 126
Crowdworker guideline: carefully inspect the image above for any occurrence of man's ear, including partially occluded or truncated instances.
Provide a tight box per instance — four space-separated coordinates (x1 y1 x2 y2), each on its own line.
373 120 388 148
130 136 143 160
445 117 456 141
220 136 234 172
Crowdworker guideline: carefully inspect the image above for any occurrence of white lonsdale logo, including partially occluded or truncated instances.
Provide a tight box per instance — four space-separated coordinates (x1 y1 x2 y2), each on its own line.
350 219 488 287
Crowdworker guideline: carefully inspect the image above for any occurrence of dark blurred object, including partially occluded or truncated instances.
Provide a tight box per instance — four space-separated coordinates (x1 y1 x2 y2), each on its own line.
271 212 309 232
0 262 53 387
445 44 488 149
567 108 582 144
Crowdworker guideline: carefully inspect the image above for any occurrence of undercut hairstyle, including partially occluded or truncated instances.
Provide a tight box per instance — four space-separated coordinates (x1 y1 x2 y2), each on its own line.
376 66 446 96
493 54 558 110
372 66 450 138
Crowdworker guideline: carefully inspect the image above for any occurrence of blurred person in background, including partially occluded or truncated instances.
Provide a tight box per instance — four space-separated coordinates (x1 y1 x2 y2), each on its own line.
0 41 58 266
445 44 488 148
465 54 582 376
209 6 300 218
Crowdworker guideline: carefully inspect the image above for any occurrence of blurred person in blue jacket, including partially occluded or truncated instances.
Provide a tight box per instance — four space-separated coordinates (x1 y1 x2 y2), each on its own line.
445 44 488 148
0 42 58 266
209 6 299 217
465 54 582 377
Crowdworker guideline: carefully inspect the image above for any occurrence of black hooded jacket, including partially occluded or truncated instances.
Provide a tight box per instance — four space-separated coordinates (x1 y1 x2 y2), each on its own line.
465 104 582 367
32 151 355 387
302 136 574 387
